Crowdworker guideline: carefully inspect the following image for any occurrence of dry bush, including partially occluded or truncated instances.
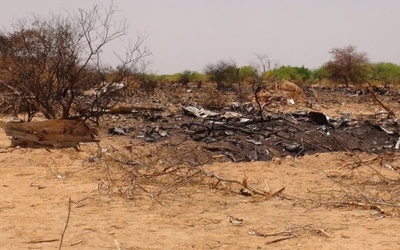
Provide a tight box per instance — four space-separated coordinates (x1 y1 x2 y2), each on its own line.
95 138 277 201
0 4 150 121
0 93 14 115
332 159 400 216
235 81 254 103
138 78 158 96
97 141 210 201
198 84 228 110
121 76 141 96
98 158 204 201
292 154 400 217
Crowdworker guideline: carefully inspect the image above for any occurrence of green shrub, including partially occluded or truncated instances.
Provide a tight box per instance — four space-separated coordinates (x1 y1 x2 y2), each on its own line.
370 62 400 85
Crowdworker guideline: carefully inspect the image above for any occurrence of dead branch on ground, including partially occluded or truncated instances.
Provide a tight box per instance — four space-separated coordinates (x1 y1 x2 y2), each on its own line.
287 152 400 216
367 82 397 119
96 140 283 201
28 239 59 244
338 155 381 170
249 221 332 245
198 167 285 197
59 197 72 250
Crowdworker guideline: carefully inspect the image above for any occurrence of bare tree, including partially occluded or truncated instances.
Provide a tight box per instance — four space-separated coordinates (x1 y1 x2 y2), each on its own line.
204 59 238 90
250 54 277 121
251 53 273 85
0 3 151 121
324 45 370 87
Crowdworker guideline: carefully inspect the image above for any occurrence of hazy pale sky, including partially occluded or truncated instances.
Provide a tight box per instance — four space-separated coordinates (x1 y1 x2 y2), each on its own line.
1 0 399 74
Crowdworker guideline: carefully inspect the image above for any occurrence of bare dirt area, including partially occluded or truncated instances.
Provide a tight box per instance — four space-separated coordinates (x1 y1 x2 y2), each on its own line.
1 84 400 249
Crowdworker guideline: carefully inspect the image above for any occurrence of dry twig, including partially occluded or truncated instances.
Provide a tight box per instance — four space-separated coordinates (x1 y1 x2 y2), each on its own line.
59 197 72 250
333 201 388 215
249 221 332 245
367 82 397 119
28 239 59 244
338 155 380 170
265 235 297 244
198 167 284 197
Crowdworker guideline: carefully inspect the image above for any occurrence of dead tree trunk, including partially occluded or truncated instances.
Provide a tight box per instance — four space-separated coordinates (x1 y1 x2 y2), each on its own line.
0 119 99 149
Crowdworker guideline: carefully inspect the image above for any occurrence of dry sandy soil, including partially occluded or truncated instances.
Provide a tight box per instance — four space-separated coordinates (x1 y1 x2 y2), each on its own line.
1 84 400 249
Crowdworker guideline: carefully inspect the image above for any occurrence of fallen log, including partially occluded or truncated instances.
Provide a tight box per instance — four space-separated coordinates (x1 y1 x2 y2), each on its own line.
0 118 100 149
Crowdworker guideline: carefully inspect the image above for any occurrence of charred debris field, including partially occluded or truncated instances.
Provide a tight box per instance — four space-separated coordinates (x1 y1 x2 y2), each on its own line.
105 85 400 166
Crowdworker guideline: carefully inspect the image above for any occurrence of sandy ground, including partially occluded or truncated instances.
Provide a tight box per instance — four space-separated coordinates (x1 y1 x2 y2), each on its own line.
1 131 399 249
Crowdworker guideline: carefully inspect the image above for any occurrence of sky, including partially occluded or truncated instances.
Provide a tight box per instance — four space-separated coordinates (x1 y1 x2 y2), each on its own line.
1 0 399 74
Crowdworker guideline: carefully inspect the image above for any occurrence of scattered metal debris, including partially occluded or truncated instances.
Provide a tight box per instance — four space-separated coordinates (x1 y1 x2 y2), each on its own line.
103 93 399 164
182 105 219 118
108 127 129 135
229 217 243 226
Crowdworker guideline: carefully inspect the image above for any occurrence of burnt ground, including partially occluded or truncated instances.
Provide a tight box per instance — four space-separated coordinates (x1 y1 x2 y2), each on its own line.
103 84 400 167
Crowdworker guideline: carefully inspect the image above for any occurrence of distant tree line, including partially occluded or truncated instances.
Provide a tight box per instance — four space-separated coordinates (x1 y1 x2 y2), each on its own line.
196 45 400 90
